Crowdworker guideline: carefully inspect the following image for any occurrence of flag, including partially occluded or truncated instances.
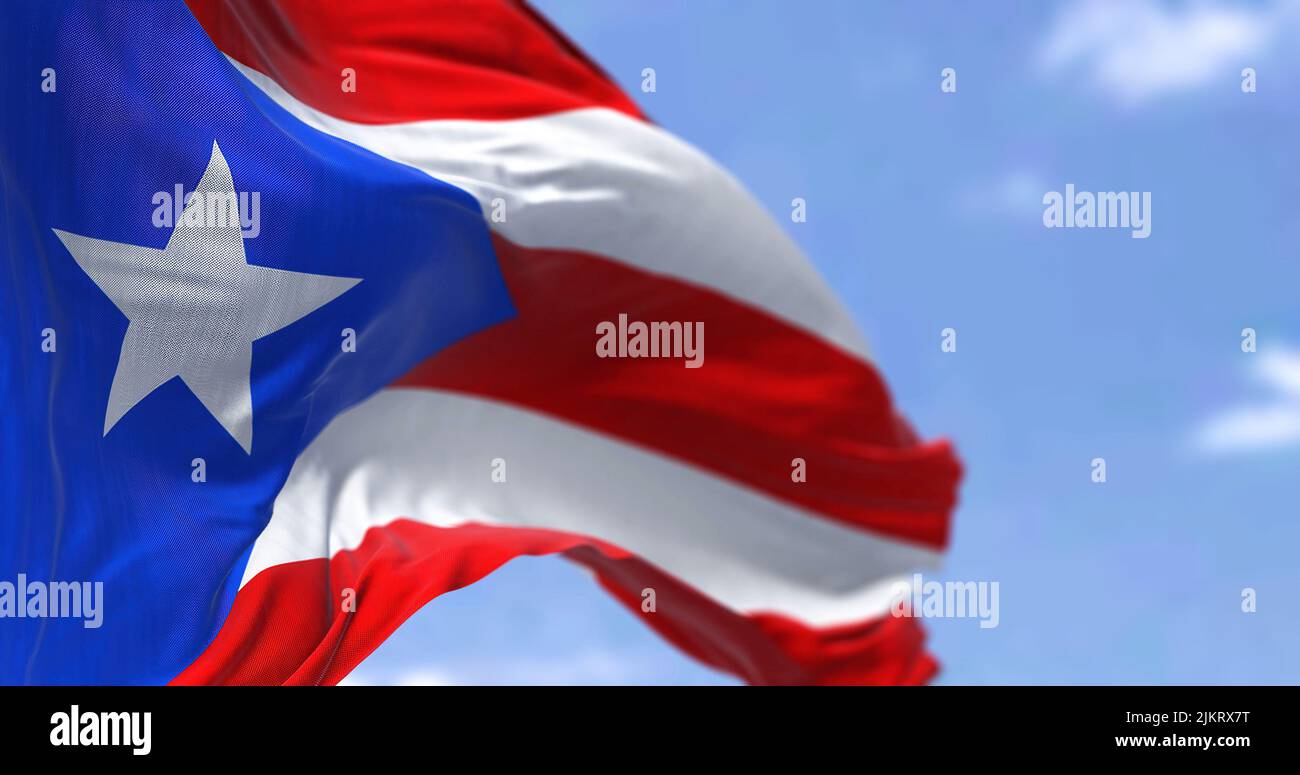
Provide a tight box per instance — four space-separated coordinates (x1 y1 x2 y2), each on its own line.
0 0 962 685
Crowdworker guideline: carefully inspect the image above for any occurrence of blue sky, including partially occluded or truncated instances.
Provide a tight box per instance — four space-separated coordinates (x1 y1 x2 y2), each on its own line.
352 0 1300 685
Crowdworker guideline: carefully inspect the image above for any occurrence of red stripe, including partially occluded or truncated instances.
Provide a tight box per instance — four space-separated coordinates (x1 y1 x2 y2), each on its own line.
172 520 936 685
186 0 646 123
394 235 961 549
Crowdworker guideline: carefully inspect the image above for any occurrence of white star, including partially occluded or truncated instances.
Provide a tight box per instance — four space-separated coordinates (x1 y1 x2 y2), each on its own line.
53 141 360 453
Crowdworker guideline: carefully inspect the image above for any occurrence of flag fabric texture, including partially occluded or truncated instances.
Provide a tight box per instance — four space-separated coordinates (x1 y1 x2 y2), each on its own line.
0 0 962 685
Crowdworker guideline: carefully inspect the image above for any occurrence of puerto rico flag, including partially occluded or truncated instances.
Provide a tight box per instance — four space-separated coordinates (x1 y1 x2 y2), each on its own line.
0 0 962 685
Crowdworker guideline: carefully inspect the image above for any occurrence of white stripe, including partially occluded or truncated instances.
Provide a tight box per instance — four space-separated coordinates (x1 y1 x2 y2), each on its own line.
229 58 868 358
247 388 938 626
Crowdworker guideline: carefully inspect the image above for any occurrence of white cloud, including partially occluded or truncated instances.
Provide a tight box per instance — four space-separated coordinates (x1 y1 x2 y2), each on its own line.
338 648 661 686
1194 348 1300 453
337 668 457 686
1038 0 1294 105
955 168 1047 220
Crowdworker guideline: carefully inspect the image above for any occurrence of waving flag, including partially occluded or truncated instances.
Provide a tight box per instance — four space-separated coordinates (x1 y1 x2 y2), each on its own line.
1 0 961 685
